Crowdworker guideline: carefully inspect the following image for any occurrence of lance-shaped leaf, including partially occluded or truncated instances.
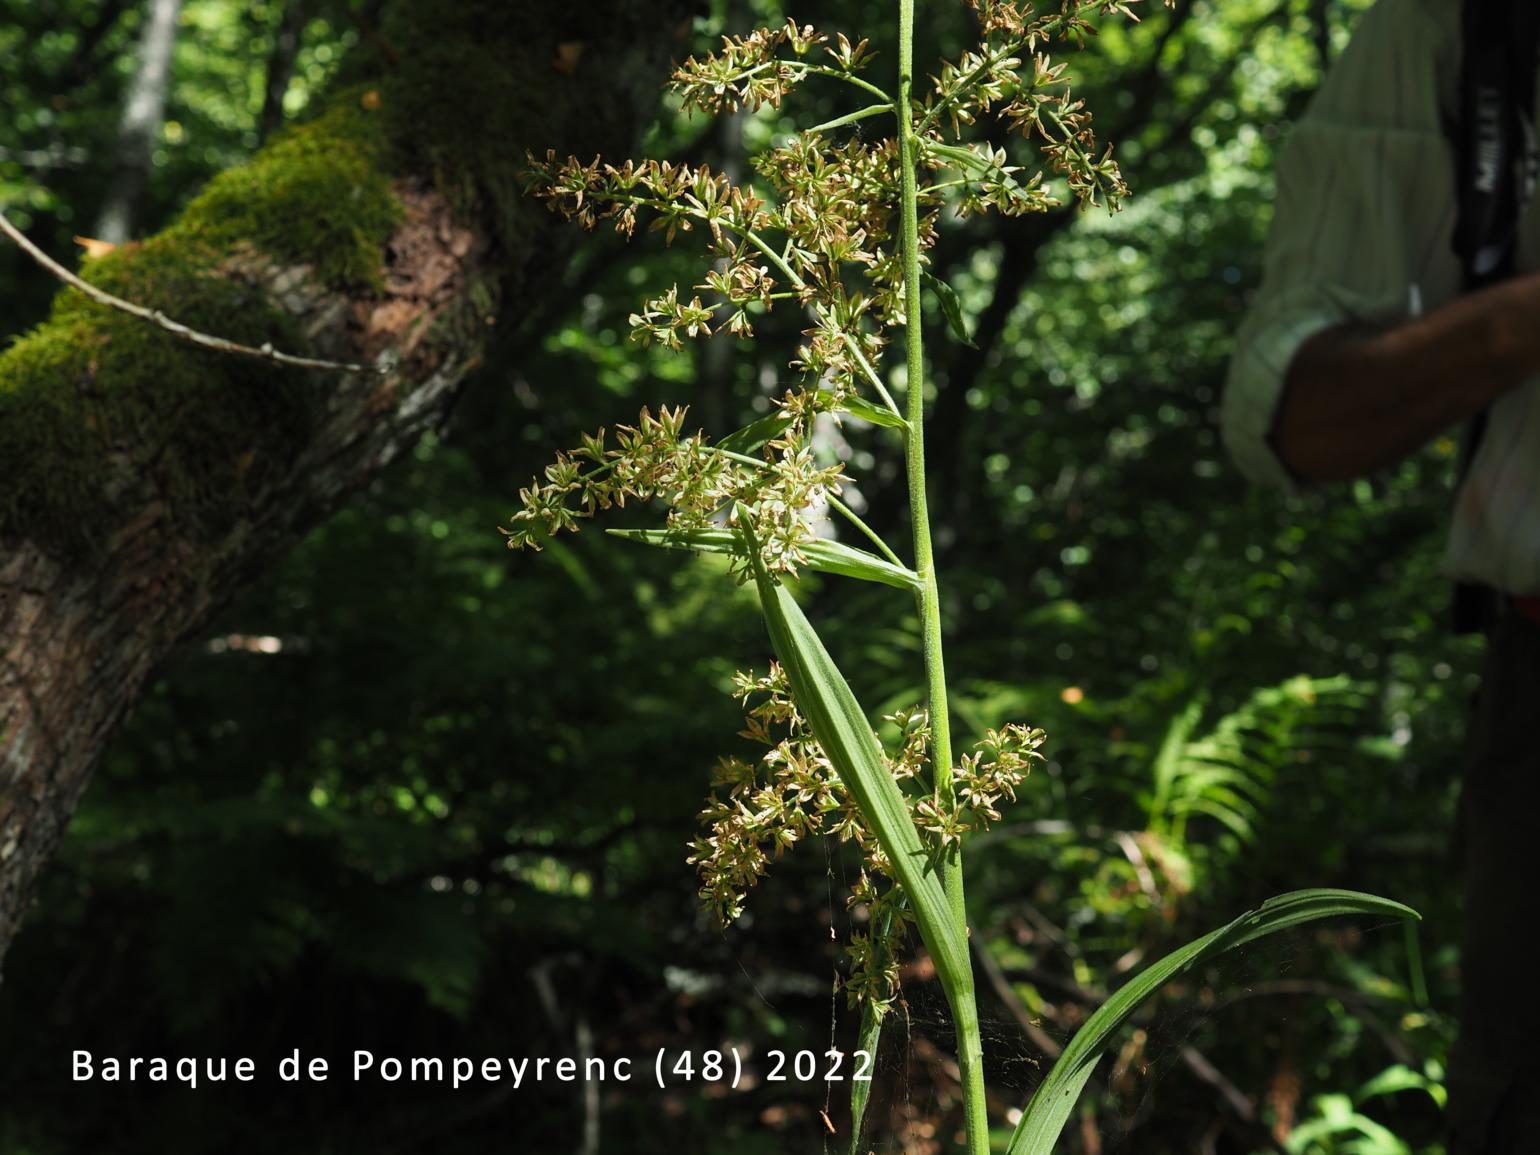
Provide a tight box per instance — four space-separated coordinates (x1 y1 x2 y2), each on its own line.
717 413 795 455
739 519 974 1009
847 899 899 1155
1006 888 1420 1155
847 998 884 1155
841 394 908 430
607 527 922 591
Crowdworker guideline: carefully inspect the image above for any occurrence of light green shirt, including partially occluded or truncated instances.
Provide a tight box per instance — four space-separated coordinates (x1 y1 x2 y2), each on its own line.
1223 0 1540 594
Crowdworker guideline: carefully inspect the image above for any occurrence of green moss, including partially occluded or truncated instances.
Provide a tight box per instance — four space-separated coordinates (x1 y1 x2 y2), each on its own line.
378 0 544 251
172 93 402 289
0 234 315 555
0 89 402 555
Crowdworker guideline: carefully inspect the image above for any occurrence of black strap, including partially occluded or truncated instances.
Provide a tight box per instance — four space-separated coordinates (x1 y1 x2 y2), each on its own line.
1454 0 1540 290
1450 0 1540 633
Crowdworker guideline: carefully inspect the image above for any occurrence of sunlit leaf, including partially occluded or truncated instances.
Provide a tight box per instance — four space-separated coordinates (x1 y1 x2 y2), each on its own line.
1006 889 1420 1155
841 394 907 429
608 527 922 590
717 413 794 455
740 520 973 1012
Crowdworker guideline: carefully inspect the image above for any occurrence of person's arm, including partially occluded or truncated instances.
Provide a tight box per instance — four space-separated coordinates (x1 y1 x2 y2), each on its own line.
1271 273 1540 483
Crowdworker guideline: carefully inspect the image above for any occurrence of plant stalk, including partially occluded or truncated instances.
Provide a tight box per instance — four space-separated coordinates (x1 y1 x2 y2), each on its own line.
896 1 988 1151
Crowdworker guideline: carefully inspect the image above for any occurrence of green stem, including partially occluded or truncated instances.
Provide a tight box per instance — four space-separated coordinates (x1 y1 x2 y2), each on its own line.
829 496 905 568
744 229 807 290
842 334 906 422
800 63 893 102
897 2 987 1152
807 101 893 135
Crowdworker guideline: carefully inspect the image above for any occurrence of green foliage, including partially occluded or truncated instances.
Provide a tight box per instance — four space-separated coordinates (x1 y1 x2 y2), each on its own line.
0 85 400 554
0 0 1464 1152
507 2 1415 1153
1147 675 1376 865
0 0 364 332
1283 1062 1447 1155
1007 890 1419 1155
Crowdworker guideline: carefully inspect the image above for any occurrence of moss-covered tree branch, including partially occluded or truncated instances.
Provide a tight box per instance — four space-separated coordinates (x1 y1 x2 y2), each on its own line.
0 0 695 968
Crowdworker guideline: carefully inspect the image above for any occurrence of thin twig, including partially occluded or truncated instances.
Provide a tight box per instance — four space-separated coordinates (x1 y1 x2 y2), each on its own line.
0 208 379 374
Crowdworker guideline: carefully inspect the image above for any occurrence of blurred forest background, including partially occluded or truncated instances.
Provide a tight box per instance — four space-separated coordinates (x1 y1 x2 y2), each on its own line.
0 0 1471 1152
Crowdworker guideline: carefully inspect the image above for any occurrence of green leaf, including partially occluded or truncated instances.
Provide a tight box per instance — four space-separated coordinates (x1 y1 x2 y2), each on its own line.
739 520 974 1015
1006 889 1420 1155
1356 1064 1445 1109
717 413 793 455
847 1000 884 1155
927 141 995 174
841 394 907 429
922 270 977 348
848 899 899 1154
607 527 922 591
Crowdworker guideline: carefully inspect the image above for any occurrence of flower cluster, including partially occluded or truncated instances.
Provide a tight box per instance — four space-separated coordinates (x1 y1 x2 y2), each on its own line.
965 0 1166 45
521 0 1151 552
960 722 1045 820
926 142 1056 219
629 286 717 350
915 723 1046 847
669 21 876 116
688 670 935 1011
688 664 849 924
788 293 887 406
754 134 920 325
687 670 1045 1012
921 0 1150 212
514 2 1132 1012
500 405 746 547
524 153 769 245
500 405 845 578
844 869 909 1013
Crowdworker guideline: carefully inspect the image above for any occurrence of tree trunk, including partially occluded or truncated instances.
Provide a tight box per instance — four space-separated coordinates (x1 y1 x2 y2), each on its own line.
0 0 693 971
258 0 306 144
95 0 185 244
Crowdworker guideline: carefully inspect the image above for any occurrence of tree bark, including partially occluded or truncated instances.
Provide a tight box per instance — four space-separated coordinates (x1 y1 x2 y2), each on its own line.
0 0 693 970
95 0 185 244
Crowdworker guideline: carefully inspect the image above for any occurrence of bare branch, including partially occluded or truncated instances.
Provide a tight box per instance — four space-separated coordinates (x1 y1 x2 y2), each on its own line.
0 208 381 374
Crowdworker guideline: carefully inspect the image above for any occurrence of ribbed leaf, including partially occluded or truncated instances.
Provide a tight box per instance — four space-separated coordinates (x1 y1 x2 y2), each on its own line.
607 527 922 591
842 394 908 429
740 523 972 1007
717 413 794 455
1006 889 1419 1155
